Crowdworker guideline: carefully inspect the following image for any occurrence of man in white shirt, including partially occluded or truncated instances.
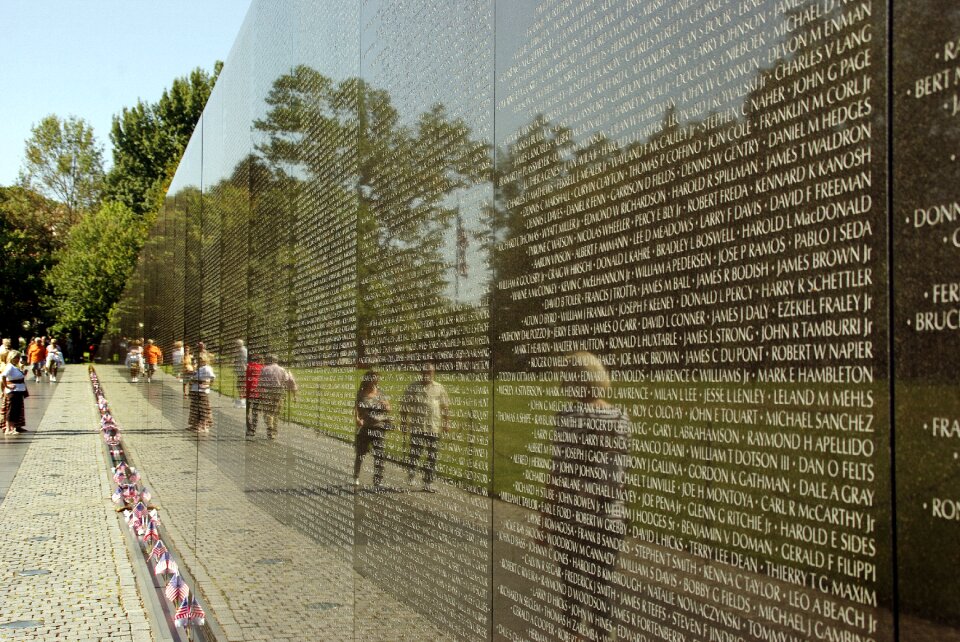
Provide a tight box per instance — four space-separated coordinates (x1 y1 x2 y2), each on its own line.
400 363 450 492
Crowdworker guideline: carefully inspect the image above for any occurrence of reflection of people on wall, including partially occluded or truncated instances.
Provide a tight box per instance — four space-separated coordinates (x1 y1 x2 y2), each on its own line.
354 370 390 489
400 362 449 493
125 340 143 383
244 355 264 438
541 351 630 641
256 355 296 440
171 341 184 380
143 339 163 383
234 339 248 408
187 355 215 433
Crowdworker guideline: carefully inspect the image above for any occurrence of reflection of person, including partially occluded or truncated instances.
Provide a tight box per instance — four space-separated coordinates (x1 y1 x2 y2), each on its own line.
0 340 10 432
256 355 296 440
541 352 630 641
27 337 46 383
354 370 390 488
171 341 185 379
400 362 449 492
125 341 143 383
142 339 163 383
234 339 248 408
187 355 215 432
1 351 28 434
244 355 264 437
45 340 64 382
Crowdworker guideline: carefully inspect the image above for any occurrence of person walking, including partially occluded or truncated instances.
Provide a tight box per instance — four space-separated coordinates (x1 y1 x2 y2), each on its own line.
143 340 163 383
26 337 46 383
354 370 390 489
187 355 215 432
1 351 29 434
255 355 296 440
0 338 11 365
400 362 449 492
45 340 64 382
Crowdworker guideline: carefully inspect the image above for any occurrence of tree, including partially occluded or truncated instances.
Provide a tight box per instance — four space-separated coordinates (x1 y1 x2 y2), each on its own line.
45 201 147 340
18 114 104 224
253 66 490 365
106 64 222 216
0 186 64 339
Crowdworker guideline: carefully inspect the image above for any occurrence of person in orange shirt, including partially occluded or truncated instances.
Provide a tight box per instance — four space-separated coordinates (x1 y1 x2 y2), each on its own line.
26 337 46 383
143 339 163 383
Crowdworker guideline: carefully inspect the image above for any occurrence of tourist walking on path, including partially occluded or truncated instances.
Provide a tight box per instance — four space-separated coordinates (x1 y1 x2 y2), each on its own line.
0 338 10 365
400 362 449 492
354 370 390 488
0 339 9 432
26 337 46 383
187 355 215 432
255 355 296 440
1 351 29 434
142 339 163 383
45 340 64 382
244 355 264 437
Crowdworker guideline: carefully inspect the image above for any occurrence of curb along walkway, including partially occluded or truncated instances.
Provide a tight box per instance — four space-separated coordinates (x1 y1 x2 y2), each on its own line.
0 369 154 641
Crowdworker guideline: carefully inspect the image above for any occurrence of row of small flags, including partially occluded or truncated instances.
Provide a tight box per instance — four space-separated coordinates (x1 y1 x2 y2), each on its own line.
90 367 206 630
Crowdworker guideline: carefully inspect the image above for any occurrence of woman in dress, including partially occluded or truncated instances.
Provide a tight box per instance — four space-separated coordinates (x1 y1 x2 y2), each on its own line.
353 370 391 488
2 351 29 434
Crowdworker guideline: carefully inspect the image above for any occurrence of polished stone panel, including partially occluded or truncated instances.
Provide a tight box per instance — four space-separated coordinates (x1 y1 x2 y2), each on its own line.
103 1 959 640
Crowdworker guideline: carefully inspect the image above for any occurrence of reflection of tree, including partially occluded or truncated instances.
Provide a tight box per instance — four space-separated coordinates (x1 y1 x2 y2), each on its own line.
253 66 490 365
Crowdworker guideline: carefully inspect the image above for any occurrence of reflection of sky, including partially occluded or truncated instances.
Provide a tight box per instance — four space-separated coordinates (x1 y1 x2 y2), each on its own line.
361 0 495 307
495 0 789 147
168 119 203 195
170 0 802 305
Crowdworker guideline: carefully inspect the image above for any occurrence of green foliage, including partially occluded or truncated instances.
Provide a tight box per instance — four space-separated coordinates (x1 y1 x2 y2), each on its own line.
18 114 105 222
106 64 222 216
45 201 147 338
0 186 65 338
253 67 491 365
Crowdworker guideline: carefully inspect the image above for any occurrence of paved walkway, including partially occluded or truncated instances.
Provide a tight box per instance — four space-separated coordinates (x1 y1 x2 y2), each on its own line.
0 368 154 641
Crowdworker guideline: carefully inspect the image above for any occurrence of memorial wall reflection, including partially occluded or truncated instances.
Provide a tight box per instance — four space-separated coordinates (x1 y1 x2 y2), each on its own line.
104 0 959 640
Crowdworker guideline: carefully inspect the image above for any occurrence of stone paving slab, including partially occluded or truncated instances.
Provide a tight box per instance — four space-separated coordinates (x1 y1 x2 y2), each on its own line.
0 370 154 641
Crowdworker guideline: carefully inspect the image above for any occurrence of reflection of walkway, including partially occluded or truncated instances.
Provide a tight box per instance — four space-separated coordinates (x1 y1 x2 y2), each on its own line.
0 371 153 640
104 366 484 641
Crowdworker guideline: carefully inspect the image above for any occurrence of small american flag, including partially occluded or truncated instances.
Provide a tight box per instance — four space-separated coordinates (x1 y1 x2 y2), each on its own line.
165 574 190 603
154 552 178 576
174 598 191 627
150 540 168 560
142 521 159 545
188 598 206 626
